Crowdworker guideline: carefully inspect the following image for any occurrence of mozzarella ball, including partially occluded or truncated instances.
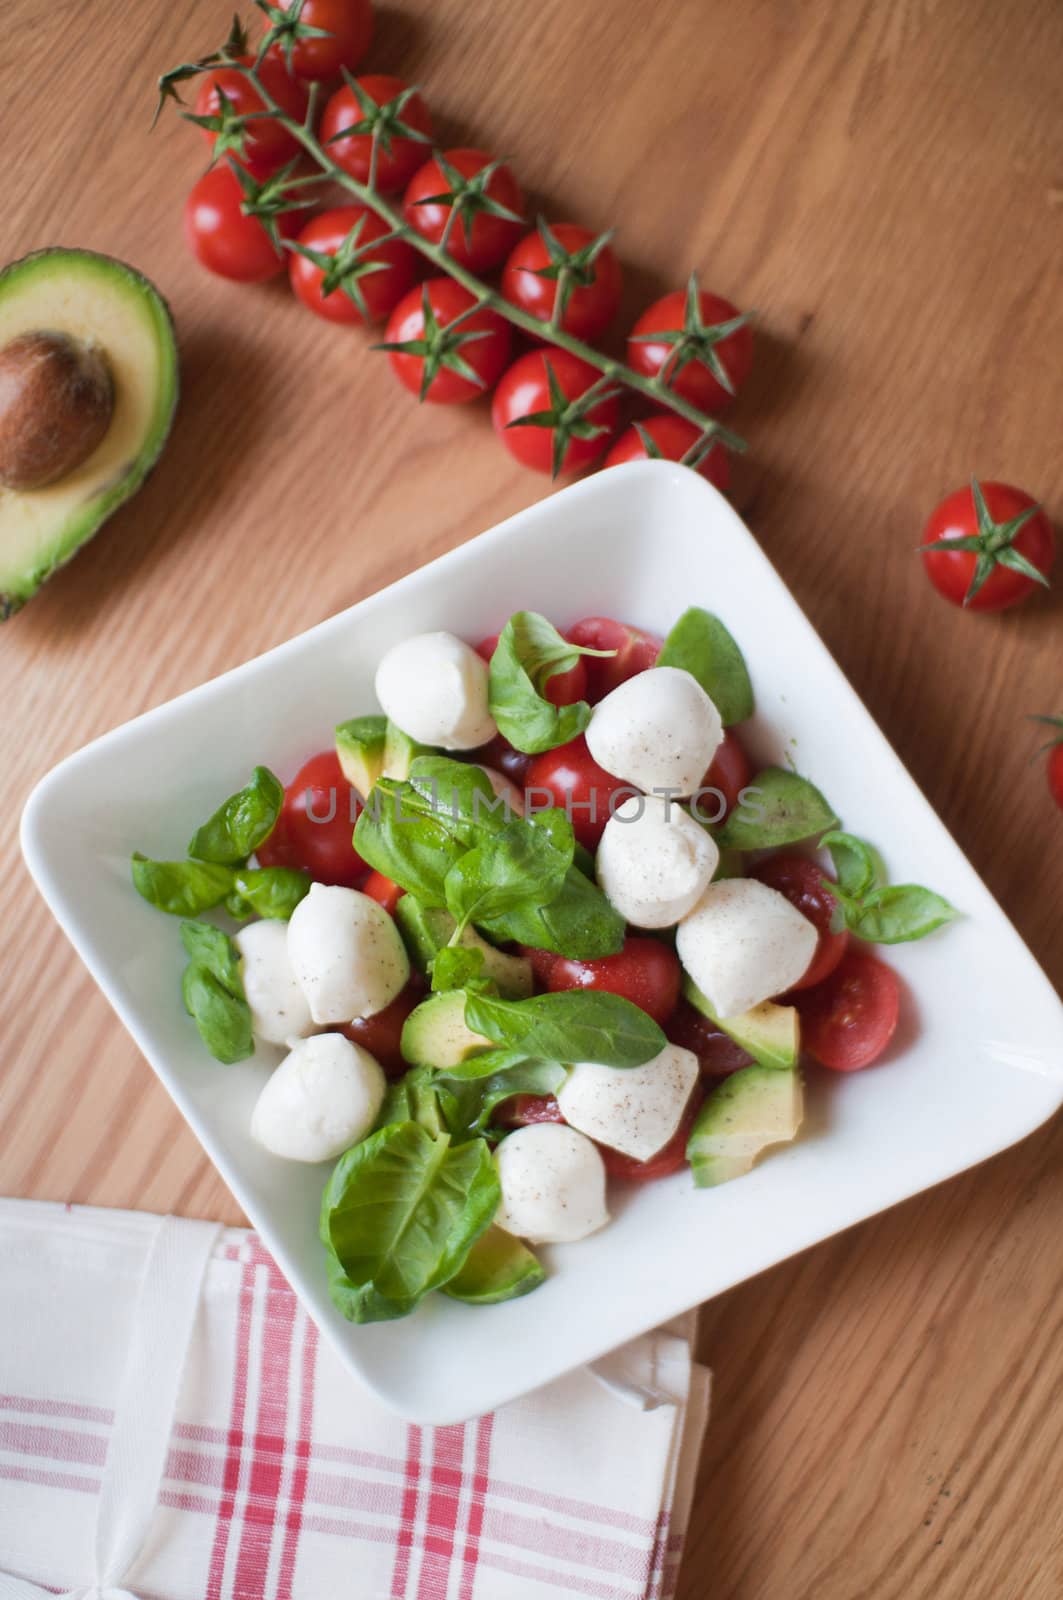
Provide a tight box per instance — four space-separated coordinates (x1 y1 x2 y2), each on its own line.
676 877 818 1018
287 883 409 1025
234 919 317 1046
596 795 719 928
477 764 525 817
558 1044 700 1162
374 631 496 750
494 1123 610 1245
250 1033 385 1163
585 666 723 799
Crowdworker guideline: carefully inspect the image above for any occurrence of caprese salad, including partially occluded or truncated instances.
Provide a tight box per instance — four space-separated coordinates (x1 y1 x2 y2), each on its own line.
132 607 956 1320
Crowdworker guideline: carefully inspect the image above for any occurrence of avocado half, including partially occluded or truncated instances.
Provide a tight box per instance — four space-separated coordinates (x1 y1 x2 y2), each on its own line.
0 249 178 619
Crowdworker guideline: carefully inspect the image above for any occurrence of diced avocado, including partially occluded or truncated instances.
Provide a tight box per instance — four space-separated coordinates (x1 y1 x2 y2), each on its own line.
395 899 533 998
442 1227 545 1305
687 1066 804 1188
335 714 387 795
384 721 434 779
400 991 493 1069
683 975 799 1070
0 249 178 619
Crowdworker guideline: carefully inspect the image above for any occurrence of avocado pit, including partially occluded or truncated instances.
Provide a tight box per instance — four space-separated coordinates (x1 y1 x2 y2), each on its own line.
0 329 114 491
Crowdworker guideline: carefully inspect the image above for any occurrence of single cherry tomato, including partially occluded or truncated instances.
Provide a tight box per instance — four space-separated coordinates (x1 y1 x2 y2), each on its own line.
269 0 373 81
750 855 848 992
627 287 752 413
362 869 404 914
525 735 634 850
666 998 754 1077
471 733 531 789
1032 718 1063 810
475 632 588 706
320 75 432 192
184 162 299 283
920 480 1055 612
341 982 422 1078
256 750 365 887
501 223 622 342
492 350 619 476
519 944 559 989
599 1089 704 1183
494 1094 565 1129
404 149 524 272
194 57 307 176
567 616 661 701
288 206 417 325
795 950 901 1071
604 414 730 494
542 937 682 1028
698 728 753 821
383 278 512 404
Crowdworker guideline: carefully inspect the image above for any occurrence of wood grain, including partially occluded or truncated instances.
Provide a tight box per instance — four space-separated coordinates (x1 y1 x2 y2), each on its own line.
2 0 1061 1594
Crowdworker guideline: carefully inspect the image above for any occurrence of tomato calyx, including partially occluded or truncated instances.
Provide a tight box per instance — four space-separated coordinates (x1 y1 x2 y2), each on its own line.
505 356 622 479
291 210 402 317
326 70 432 190
182 84 265 166
255 0 334 75
410 152 524 252
922 478 1050 607
1030 714 1063 755
375 283 498 401
631 272 753 399
155 15 249 123
229 158 319 245
631 417 735 474
521 218 617 329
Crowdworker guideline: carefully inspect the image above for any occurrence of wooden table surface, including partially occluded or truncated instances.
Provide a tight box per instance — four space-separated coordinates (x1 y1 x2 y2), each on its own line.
3 0 1062 1594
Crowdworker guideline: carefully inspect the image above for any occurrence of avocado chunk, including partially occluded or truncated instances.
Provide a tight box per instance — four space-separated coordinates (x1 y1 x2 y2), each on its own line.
395 898 533 998
383 721 434 780
400 991 493 1069
683 975 799 1070
686 1066 804 1188
441 1226 546 1305
335 714 388 795
0 249 178 619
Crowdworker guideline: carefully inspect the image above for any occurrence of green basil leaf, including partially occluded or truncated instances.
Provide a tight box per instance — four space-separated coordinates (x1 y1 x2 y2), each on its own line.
181 963 253 1064
488 611 612 754
433 1045 539 1082
354 778 466 906
844 884 958 944
482 862 626 959
323 1241 413 1324
376 1065 447 1137
187 766 285 865
406 757 506 840
228 866 312 920
431 944 486 993
465 989 665 1068
715 767 838 850
132 854 234 917
819 830 879 899
656 607 754 725
179 920 242 990
436 1058 566 1139
444 813 574 931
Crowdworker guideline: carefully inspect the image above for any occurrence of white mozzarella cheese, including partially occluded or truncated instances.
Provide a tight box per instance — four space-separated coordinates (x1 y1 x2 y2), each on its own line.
374 631 496 750
287 883 409 1025
676 877 818 1018
596 795 719 927
250 1033 385 1163
557 1044 700 1162
585 666 723 799
234 919 317 1046
494 1123 610 1245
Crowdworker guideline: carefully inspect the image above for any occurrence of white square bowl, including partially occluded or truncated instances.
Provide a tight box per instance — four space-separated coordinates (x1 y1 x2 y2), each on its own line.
21 461 1063 1423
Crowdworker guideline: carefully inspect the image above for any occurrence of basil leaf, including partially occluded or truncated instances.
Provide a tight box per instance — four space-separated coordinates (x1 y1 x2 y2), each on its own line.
434 1045 540 1082
437 1058 566 1139
842 883 957 944
444 813 574 931
656 607 754 725
354 778 466 906
406 757 506 840
431 944 486 993
187 766 284 865
820 830 879 899
179 920 242 989
715 768 838 850
488 611 612 754
227 866 311 920
181 963 253 1064
376 1065 447 1137
465 990 665 1068
321 1124 500 1319
482 862 625 959
132 853 234 917
323 1242 412 1324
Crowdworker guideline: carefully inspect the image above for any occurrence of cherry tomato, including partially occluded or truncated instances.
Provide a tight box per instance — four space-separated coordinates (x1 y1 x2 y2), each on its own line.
492 350 619 476
341 982 422 1078
383 278 512 404
270 0 373 81
525 735 634 850
404 149 524 272
666 998 754 1077
541 937 681 1028
470 733 531 789
475 632 588 707
567 616 661 701
194 57 307 176
184 162 299 283
795 950 901 1071
751 854 848 992
1049 745 1063 811
494 1094 565 1129
627 288 752 413
501 223 622 342
320 75 432 193
362 869 404 914
288 206 417 325
598 1089 703 1183
604 415 730 494
920 481 1055 612
256 750 365 887
699 728 753 821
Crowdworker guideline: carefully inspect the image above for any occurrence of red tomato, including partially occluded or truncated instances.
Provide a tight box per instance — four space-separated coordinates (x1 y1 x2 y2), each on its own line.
599 1089 704 1183
320 75 432 193
476 632 588 707
567 616 661 701
404 149 524 272
751 854 848 991
604 415 730 494
1049 745 1063 811
383 278 512 404
920 481 1055 612
666 998 754 1077
795 950 901 1071
491 350 619 476
256 750 365 887
341 982 422 1078
270 0 373 80
494 1094 565 1129
698 728 753 821
627 288 752 413
471 733 531 789
288 206 417 324
526 736 634 851
184 163 299 283
541 937 681 1028
362 869 404 914
194 57 307 176
501 223 622 342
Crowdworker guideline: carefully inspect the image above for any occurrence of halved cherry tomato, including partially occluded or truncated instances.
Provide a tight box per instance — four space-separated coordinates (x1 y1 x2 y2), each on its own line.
920 481 1055 612
383 278 512 403
666 998 754 1077
494 1094 565 1129
599 1089 704 1183
193 57 307 176
256 750 365 887
525 735 634 850
567 616 661 701
404 149 524 272
699 728 753 821
501 223 622 342
470 733 531 789
751 854 848 991
362 869 404 914
475 631 588 706
627 288 752 414
604 415 730 494
540 937 681 1028
491 349 619 476
288 206 417 324
269 0 373 81
320 75 432 193
184 162 299 283
341 981 422 1078
795 950 901 1071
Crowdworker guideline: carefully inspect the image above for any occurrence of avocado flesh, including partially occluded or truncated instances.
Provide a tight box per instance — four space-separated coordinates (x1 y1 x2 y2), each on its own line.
384 721 434 779
683 975 799 1069
442 1226 545 1305
335 715 388 794
0 249 177 618
400 991 494 1070
395 899 533 998
687 1066 804 1188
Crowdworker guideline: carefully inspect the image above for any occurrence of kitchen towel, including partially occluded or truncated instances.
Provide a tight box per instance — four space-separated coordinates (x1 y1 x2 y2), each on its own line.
0 1199 710 1600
